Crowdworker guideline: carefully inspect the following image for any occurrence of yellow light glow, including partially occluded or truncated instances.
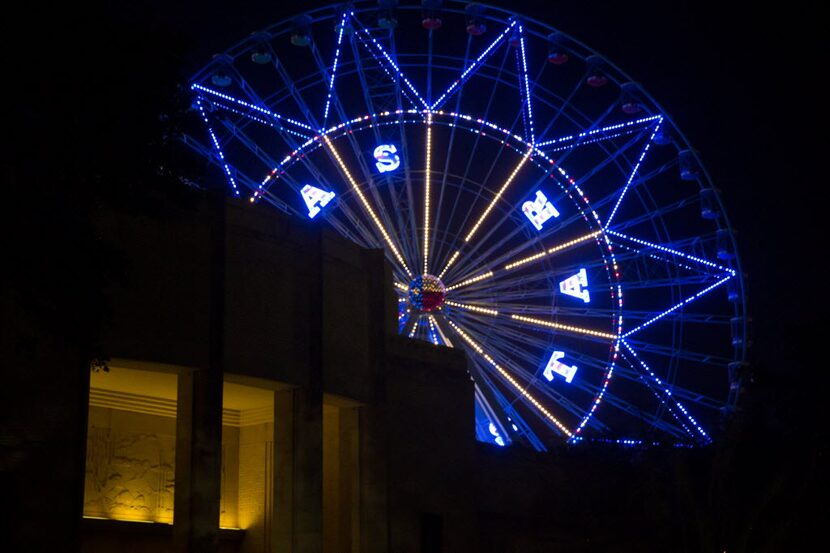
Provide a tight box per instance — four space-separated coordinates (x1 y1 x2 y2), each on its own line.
394 281 409 291
448 321 572 437
463 147 533 243
323 135 412 277
438 250 461 280
445 300 498 316
510 314 617 340
504 231 602 270
445 270 494 291
427 315 439 345
424 112 433 274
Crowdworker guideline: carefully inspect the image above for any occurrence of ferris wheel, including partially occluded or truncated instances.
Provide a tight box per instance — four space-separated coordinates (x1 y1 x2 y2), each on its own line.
185 0 747 450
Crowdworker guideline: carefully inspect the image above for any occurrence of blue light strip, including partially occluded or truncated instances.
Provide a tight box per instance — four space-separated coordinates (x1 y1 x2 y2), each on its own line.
544 129 654 153
517 26 535 145
605 229 735 273
570 340 619 440
619 346 696 440
622 274 734 338
621 340 710 442
535 115 662 148
605 117 664 226
322 12 348 128
195 100 240 197
427 315 441 345
353 27 430 110
430 20 518 111
192 83 315 132
208 100 311 140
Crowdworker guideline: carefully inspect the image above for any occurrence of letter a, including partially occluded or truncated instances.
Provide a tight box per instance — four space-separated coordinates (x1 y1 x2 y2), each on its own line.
301 184 336 219
559 268 590 303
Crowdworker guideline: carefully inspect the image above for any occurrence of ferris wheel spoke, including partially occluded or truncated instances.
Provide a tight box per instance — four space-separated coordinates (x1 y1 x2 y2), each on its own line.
551 101 621 171
423 112 434 273
350 22 430 110
267 138 388 253
534 67 591 143
440 54 544 280
568 124 657 196
605 118 664 226
460 224 598 282
516 24 536 145
536 115 663 150
612 358 729 412
323 135 413 278
509 314 616 341
318 11 349 129
619 340 711 442
438 148 533 278
249 44 323 132
445 297 616 343
473 351 597 432
624 338 732 367
309 41 415 275
434 44 514 278
439 190 600 283
192 85 315 139
431 37 472 269
447 319 574 437
429 19 518 111
580 383 693 441
452 315 609 432
606 230 733 273
576 157 678 223
442 166 568 283
325 35 418 270
622 274 733 339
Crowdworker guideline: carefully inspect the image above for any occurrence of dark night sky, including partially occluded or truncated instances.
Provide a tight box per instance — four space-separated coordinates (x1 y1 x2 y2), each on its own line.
3 0 825 541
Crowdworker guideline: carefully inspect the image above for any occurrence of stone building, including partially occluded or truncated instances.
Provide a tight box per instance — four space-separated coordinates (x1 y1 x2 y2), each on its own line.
7 197 622 553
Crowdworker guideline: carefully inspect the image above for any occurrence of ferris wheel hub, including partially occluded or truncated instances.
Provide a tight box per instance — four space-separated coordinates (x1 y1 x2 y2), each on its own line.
408 274 447 312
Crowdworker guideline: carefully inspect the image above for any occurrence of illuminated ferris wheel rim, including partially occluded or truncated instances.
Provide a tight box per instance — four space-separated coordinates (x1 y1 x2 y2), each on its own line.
236 106 626 336
186 1 747 449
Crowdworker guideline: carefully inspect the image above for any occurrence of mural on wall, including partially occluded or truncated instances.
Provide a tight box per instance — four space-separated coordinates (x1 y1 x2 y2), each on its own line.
84 426 176 523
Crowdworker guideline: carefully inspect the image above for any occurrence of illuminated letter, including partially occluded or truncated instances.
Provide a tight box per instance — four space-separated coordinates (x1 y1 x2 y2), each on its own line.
301 184 335 219
488 422 506 447
373 144 401 173
522 190 560 231
559 268 590 303
543 351 578 383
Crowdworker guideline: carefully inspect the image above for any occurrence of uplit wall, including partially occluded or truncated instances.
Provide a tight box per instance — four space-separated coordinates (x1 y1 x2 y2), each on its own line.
84 406 176 523
83 363 279 546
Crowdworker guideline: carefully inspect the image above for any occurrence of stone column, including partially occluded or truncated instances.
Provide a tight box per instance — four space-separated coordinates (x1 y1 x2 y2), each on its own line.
173 190 225 552
272 225 324 553
174 366 224 551
272 387 324 553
